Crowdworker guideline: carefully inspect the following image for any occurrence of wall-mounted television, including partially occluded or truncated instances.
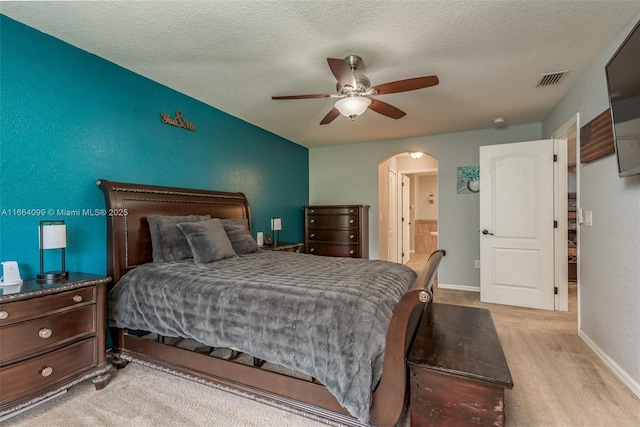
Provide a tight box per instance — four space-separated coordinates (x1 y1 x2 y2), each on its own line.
605 19 640 177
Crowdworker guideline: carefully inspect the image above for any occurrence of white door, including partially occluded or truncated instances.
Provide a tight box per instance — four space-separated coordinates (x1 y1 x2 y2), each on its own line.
401 175 411 264
480 139 555 310
388 170 397 262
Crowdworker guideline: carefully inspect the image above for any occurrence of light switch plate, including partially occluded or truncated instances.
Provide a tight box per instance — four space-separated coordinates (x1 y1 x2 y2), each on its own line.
584 210 593 227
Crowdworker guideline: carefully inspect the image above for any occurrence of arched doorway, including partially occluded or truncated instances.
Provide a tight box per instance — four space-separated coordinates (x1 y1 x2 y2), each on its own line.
378 152 438 269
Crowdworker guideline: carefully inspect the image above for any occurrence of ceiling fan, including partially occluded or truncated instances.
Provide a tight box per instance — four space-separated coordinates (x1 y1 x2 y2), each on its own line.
272 55 439 125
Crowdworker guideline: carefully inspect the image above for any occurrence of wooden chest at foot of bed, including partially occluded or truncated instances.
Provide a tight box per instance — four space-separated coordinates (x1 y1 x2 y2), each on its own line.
408 303 513 426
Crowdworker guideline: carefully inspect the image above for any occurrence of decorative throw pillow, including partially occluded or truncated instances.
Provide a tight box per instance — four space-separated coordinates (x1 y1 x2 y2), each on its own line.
176 218 237 264
223 224 260 255
148 215 211 262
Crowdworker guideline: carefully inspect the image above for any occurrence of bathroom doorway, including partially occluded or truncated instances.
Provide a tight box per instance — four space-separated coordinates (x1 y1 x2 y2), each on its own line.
378 152 438 269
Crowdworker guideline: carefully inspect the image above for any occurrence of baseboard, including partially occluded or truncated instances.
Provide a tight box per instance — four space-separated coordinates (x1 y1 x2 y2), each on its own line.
437 283 480 292
578 330 640 400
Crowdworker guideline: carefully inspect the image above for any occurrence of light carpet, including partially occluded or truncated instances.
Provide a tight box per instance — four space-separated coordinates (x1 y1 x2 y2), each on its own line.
5 285 640 426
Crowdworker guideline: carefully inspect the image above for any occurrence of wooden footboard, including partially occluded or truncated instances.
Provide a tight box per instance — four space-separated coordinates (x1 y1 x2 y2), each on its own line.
99 179 445 426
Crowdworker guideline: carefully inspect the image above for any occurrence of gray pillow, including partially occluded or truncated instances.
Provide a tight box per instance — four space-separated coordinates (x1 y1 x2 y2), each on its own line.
220 218 250 228
176 218 237 264
223 224 260 255
148 215 210 262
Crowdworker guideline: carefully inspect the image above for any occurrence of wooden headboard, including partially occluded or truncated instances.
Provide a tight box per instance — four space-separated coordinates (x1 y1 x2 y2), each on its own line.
97 179 251 284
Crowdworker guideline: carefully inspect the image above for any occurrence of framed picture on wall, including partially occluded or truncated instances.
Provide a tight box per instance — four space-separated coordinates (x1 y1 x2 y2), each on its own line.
457 166 480 194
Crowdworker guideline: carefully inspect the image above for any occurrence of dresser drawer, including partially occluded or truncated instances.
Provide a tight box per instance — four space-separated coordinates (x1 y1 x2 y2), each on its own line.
307 214 358 229
307 244 359 258
306 206 359 215
0 286 95 326
307 229 358 244
0 338 97 402
0 305 96 363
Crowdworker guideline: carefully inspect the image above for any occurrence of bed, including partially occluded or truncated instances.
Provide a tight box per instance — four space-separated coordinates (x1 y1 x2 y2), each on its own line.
98 179 445 427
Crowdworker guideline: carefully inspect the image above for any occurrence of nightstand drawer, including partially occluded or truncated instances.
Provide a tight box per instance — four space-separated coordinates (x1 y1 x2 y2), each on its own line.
307 244 359 258
0 287 96 326
0 305 96 363
307 229 358 243
307 214 358 229
0 338 97 403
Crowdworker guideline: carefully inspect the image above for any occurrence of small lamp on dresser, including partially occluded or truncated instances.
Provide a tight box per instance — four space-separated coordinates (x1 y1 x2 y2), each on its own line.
37 220 69 284
271 217 282 245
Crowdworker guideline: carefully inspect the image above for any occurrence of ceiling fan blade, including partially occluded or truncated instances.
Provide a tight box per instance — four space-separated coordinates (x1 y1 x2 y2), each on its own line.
373 75 439 95
369 98 406 119
272 94 331 100
320 108 341 125
327 58 357 88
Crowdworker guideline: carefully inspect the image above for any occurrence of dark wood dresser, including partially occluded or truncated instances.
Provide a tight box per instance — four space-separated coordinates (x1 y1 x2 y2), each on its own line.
304 205 369 258
0 273 112 418
408 303 513 426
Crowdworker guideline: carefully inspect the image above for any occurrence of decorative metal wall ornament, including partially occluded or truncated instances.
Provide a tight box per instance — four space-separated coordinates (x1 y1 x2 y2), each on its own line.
160 110 197 131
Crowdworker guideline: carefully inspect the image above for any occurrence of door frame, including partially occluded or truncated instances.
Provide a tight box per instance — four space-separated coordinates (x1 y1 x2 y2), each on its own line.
551 113 580 313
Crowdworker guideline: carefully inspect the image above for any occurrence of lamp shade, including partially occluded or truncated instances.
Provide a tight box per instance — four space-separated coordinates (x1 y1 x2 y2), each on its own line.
39 223 67 249
335 96 371 119
271 217 282 231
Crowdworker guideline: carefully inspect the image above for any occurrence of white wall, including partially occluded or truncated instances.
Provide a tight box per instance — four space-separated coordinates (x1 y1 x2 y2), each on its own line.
542 14 640 397
309 123 541 287
416 175 438 220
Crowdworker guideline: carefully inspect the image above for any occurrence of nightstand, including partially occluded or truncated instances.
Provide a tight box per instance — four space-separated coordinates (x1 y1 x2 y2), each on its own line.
261 242 304 253
0 273 112 419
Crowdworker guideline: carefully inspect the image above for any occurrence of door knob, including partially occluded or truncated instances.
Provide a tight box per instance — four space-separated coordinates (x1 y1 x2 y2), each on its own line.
482 229 494 235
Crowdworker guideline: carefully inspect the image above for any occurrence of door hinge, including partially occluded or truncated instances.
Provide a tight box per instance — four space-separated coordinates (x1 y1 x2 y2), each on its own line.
554 220 558 228
553 154 558 162
554 286 558 295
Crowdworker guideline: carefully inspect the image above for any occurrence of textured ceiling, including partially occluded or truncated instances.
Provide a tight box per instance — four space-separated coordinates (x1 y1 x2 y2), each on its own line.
2 1 640 148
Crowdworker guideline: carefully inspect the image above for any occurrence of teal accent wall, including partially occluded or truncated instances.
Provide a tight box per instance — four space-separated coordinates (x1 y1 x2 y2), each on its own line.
0 15 308 279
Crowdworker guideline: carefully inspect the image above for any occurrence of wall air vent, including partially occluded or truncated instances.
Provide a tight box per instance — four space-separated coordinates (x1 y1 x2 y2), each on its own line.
536 70 569 87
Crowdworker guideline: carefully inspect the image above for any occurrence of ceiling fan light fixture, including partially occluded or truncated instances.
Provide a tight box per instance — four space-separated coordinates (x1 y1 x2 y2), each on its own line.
335 96 371 120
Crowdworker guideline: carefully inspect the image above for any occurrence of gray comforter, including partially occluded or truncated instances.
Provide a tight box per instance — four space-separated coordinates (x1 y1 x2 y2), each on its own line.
108 250 418 422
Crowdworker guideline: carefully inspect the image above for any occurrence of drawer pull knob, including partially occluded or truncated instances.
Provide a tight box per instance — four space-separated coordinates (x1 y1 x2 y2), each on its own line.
310 233 315 238
350 234 355 239
310 219 315 223
39 328 53 339
72 295 83 303
349 250 354 255
0 311 8 320
41 367 53 377
310 248 315 252
349 219 354 223
350 209 354 213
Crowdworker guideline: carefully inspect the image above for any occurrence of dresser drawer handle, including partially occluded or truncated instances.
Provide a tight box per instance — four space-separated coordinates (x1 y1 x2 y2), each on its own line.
310 233 315 238
0 311 8 320
349 250 354 255
39 328 53 339
350 234 355 239
350 209 354 213
310 219 315 223
41 367 53 377
349 219 354 224
72 295 83 303
309 248 315 252
310 209 315 213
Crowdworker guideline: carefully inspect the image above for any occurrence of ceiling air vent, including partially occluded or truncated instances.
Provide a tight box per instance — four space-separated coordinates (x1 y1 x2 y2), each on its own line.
536 70 569 87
